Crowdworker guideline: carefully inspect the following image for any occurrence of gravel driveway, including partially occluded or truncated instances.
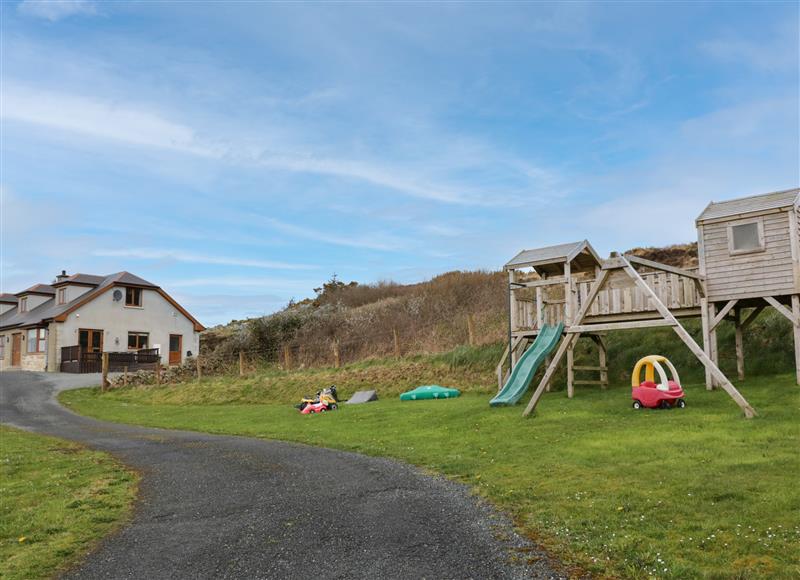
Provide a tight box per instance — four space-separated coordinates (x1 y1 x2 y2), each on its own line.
0 371 561 579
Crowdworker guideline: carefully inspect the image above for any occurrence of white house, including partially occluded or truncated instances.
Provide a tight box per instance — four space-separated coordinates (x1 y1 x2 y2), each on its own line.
0 271 205 372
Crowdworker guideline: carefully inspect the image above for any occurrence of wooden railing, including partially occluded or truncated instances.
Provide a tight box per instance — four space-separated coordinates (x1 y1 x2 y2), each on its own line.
60 347 161 373
512 268 702 331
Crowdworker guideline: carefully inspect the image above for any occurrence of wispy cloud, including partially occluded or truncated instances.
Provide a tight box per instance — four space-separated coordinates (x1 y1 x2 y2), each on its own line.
261 217 405 251
92 248 317 270
17 0 96 22
3 84 216 156
701 22 799 73
2 82 515 206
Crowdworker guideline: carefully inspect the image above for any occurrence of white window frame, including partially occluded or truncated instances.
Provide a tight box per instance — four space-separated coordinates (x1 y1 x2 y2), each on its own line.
19 297 27 312
57 287 67 305
727 217 766 256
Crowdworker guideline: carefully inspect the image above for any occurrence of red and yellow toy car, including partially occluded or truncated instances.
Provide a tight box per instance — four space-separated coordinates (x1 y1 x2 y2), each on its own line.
631 355 686 410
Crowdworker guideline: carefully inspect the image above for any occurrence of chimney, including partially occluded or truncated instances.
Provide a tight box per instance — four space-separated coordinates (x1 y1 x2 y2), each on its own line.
56 270 69 283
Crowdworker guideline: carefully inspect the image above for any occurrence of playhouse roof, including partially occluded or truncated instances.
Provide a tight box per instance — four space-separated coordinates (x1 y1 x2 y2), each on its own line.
697 188 799 223
505 240 602 274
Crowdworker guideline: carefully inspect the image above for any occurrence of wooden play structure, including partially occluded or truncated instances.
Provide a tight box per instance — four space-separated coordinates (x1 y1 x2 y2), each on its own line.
498 188 800 418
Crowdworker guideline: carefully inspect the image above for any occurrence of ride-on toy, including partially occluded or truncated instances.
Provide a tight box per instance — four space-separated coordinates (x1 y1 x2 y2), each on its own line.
296 385 339 414
631 355 686 410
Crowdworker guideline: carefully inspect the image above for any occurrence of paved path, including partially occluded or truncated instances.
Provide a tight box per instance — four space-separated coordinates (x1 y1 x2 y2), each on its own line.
0 372 561 579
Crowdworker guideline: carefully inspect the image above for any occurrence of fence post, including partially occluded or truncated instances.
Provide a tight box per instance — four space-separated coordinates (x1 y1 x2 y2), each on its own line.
123 365 128 387
467 314 476 347
332 339 340 368
283 345 291 370
196 355 202 381
239 350 245 377
155 361 162 385
101 352 109 392
393 328 401 358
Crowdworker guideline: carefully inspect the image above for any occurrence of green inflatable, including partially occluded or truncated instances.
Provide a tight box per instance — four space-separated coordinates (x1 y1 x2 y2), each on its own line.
400 385 460 401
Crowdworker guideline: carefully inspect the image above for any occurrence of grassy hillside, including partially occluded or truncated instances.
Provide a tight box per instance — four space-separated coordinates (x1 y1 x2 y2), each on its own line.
62 374 800 579
201 243 707 371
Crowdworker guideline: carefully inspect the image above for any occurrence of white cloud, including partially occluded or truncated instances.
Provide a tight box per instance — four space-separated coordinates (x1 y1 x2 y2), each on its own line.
3 84 216 156
17 0 96 22
91 248 317 270
261 217 405 251
1 82 543 206
701 23 799 73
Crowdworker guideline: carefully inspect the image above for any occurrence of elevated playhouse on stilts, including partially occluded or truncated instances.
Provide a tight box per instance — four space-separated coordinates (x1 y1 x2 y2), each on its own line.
494 187 800 418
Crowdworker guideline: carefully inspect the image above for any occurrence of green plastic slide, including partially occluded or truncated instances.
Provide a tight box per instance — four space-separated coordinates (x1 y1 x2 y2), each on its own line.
490 323 564 407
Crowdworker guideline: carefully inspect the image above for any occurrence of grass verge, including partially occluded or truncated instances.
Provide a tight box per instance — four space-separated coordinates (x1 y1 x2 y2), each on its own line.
0 426 137 580
61 372 799 579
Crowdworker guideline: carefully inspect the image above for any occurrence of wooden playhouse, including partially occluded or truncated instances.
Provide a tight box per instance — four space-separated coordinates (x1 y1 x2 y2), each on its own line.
499 187 800 417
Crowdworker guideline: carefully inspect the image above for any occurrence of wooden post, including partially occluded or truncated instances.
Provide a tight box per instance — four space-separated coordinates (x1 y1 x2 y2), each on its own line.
467 314 476 347
101 352 109 392
563 260 572 325
597 335 608 389
283 345 291 370
196 355 202 381
709 302 719 387
734 306 744 380
123 365 128 387
239 351 245 377
566 338 575 398
793 295 800 385
700 297 714 390
535 287 544 330
332 339 340 368
544 355 552 392
155 360 161 385
392 328 401 358
509 270 518 367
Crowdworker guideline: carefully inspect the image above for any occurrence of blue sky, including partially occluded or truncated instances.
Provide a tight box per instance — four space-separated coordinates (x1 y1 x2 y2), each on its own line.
1 1 798 326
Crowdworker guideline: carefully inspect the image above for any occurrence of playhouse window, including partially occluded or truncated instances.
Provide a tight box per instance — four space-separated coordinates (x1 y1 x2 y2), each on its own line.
728 220 764 255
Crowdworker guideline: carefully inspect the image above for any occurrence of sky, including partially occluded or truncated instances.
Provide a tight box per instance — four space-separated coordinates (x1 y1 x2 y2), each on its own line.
1 1 798 326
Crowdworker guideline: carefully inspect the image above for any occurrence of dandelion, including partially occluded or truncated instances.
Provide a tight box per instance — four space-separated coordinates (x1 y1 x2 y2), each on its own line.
18 536 27 543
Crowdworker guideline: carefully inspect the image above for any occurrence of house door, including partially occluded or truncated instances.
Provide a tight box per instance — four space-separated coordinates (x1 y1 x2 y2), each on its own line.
169 334 182 366
79 329 103 353
11 333 22 366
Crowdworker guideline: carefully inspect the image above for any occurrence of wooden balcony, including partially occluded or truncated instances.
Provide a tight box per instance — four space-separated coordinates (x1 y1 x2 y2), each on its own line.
60 346 161 373
512 268 703 335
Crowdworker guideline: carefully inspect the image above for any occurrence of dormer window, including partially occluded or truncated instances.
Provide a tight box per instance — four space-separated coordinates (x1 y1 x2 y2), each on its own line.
125 287 143 307
57 288 67 305
728 218 765 255
19 297 27 312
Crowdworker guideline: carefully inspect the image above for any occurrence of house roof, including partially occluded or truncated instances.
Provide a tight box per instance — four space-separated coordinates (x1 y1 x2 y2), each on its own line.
505 240 602 275
51 273 107 287
0 271 204 332
0 293 18 304
697 188 799 223
16 283 55 296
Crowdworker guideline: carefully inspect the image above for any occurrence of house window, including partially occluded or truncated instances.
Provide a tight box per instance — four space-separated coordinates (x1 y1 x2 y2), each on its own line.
27 328 46 353
125 287 143 307
128 332 149 350
57 288 67 305
19 297 27 312
0 338 4 359
728 219 765 255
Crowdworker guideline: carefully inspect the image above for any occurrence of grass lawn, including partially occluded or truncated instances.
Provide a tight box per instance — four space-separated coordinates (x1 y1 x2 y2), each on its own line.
61 373 799 579
0 426 137 580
